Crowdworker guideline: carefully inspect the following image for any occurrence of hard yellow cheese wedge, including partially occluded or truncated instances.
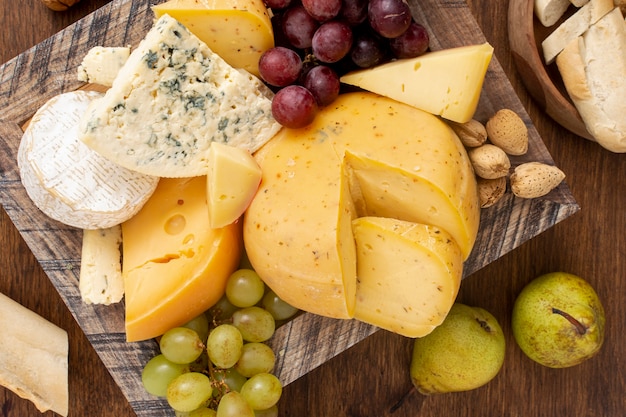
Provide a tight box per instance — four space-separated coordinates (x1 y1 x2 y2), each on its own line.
244 92 480 321
340 43 494 123
153 0 274 76
352 217 463 338
122 177 242 342
207 142 262 228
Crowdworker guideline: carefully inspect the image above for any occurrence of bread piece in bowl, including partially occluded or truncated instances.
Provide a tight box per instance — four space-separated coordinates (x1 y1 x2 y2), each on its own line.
557 7 626 152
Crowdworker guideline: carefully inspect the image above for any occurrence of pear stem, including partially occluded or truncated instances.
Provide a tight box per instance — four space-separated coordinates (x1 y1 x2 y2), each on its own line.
552 307 587 335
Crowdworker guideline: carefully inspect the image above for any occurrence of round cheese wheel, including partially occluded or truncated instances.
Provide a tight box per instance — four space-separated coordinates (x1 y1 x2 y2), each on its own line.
18 90 159 229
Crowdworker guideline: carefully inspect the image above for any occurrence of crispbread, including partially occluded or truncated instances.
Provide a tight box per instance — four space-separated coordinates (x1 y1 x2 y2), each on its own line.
542 0 614 64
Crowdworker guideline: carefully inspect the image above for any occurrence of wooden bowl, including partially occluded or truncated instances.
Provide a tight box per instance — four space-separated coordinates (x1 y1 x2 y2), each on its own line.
508 0 594 141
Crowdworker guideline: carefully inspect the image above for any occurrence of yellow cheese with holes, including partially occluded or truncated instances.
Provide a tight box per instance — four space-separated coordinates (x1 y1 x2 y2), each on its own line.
352 217 463 337
243 92 479 321
152 0 274 76
122 177 242 341
340 43 493 123
207 142 262 228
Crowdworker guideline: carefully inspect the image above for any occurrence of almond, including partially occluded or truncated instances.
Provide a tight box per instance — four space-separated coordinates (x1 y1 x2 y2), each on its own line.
477 176 507 208
486 109 529 156
467 144 511 179
449 119 488 148
510 162 565 199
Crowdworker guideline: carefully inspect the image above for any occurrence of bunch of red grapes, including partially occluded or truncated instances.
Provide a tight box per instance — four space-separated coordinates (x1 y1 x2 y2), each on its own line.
260 0 430 128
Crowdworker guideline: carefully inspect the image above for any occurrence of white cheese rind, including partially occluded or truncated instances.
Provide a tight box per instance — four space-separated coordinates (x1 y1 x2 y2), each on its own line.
79 226 124 305
18 90 159 229
77 46 130 87
79 14 281 178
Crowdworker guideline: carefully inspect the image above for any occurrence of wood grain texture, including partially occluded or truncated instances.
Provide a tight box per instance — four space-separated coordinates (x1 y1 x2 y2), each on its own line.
3 1 623 417
508 0 593 140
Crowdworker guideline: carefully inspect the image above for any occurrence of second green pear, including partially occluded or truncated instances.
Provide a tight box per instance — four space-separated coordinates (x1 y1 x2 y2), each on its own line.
410 303 505 394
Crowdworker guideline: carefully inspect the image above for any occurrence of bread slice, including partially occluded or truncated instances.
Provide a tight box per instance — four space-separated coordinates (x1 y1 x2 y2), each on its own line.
0 292 68 416
542 0 614 63
570 0 589 7
535 0 573 27
557 7 626 152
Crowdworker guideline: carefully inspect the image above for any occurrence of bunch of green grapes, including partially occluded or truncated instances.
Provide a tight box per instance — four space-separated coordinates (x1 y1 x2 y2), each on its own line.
141 268 299 416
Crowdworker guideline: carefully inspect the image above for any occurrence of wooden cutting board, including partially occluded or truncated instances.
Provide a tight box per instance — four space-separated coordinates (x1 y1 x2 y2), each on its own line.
0 0 579 415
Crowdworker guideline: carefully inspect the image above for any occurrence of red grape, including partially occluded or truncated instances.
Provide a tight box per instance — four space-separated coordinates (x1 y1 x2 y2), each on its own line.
339 0 369 26
302 0 342 22
368 0 412 38
350 30 387 68
303 65 340 106
282 5 320 49
389 21 430 58
264 0 292 9
258 47 303 87
312 20 353 63
271 85 318 128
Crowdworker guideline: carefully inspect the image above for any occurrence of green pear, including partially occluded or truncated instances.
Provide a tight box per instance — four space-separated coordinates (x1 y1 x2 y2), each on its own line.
410 303 505 394
511 272 605 368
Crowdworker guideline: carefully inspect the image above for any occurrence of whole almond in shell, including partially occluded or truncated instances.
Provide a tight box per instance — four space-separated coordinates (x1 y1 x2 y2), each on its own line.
477 176 507 208
486 109 529 155
449 119 488 148
468 144 511 179
510 162 565 199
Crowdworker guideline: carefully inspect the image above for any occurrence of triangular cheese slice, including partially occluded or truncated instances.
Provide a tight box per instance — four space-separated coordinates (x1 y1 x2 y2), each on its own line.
340 43 493 123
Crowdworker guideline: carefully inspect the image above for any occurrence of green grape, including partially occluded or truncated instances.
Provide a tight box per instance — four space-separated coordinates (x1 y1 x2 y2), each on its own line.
240 373 282 411
182 313 210 343
141 354 188 397
254 405 278 417
213 367 248 392
262 290 299 321
232 306 276 342
209 295 239 321
175 409 217 417
225 269 266 308
189 407 218 417
234 342 276 377
189 351 209 373
207 324 244 368
160 327 205 364
216 391 255 417
167 372 213 412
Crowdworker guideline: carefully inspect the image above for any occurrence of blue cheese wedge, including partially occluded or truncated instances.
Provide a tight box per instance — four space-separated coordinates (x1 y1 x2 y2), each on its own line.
18 90 159 229
79 14 281 178
77 46 130 87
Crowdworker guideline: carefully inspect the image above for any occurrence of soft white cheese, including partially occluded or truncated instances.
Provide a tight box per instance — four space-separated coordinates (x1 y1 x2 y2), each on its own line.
17 90 159 229
79 14 281 178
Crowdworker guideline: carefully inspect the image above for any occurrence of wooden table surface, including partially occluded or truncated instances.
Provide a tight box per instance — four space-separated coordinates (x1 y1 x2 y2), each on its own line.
1 1 624 416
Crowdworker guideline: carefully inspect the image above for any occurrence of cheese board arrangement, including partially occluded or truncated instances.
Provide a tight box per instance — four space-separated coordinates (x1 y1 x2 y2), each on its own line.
0 0 580 415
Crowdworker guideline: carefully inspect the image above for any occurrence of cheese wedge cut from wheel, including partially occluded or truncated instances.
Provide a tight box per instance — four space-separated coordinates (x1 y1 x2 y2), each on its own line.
352 217 464 338
207 142 262 228
153 0 274 77
79 14 281 178
339 43 493 123
122 176 243 342
79 225 124 305
17 90 159 229
0 292 68 416
244 92 479 320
